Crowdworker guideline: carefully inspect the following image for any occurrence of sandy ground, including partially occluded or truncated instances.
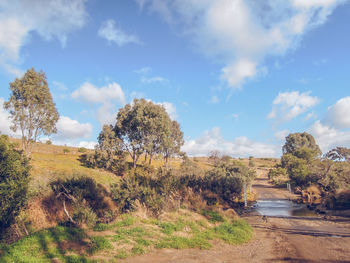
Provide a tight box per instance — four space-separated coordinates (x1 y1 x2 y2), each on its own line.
123 169 350 263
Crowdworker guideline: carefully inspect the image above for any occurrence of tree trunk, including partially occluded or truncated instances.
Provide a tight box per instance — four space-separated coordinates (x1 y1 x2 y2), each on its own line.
149 154 153 165
63 200 76 224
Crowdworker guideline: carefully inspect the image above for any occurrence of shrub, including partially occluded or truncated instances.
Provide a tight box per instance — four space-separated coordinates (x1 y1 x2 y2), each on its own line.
45 140 52 145
111 172 164 216
63 148 70 154
202 162 255 203
79 150 127 175
268 167 287 180
72 203 98 228
51 177 109 226
78 147 87 153
0 135 30 238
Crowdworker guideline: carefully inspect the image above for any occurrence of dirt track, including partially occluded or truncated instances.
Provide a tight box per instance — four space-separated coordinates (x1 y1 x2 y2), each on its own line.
124 169 350 263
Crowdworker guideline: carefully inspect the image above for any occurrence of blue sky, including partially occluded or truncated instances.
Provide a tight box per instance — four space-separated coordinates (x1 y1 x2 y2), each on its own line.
1 0 350 157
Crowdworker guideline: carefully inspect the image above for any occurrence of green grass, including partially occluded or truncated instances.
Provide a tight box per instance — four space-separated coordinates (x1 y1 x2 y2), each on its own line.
201 210 225 223
213 219 253 244
0 226 91 263
115 250 128 259
1 212 253 262
89 236 113 254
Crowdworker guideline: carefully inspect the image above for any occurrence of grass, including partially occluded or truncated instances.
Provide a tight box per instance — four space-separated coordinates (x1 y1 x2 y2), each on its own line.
0 226 92 263
0 211 253 262
201 210 225 223
89 236 113 254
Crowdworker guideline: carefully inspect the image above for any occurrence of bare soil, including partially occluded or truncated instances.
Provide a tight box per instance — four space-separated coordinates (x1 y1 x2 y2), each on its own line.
122 169 350 263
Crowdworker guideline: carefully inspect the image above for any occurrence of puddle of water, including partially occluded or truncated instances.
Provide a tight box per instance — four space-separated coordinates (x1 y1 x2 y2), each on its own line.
253 199 316 217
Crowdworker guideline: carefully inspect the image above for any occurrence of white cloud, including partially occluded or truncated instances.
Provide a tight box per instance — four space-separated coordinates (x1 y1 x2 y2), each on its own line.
0 0 88 75
141 76 168 84
307 96 350 153
182 127 278 157
78 141 97 149
325 97 350 129
210 95 219 104
232 113 239 120
98 19 142 47
309 120 350 153
268 91 319 121
137 0 346 89
72 81 126 126
0 97 21 137
274 129 290 141
52 81 67 91
55 116 93 140
135 66 168 84
134 67 151 75
72 82 126 105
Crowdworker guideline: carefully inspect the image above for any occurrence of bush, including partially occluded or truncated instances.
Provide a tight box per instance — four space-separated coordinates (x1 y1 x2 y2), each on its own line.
0 135 30 238
111 172 164 216
45 140 52 145
79 150 127 175
268 167 287 181
51 177 110 226
78 147 87 153
63 148 70 154
202 162 255 203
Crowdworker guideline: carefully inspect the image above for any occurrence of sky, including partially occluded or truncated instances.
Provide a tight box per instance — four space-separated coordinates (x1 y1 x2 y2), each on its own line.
0 0 350 157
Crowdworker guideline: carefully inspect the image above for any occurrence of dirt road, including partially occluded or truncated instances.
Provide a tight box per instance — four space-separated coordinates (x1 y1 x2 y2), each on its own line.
124 169 350 263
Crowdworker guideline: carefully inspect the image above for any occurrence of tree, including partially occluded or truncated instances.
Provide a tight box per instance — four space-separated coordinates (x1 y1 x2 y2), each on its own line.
0 135 30 237
114 99 183 168
162 120 184 167
282 132 321 157
4 68 59 156
96 124 125 171
325 147 350 162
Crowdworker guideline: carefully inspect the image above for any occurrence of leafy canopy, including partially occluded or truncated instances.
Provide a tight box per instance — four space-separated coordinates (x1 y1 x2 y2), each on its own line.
4 68 59 156
0 135 30 237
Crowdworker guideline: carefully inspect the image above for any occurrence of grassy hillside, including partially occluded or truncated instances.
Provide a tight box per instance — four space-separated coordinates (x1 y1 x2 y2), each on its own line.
0 209 252 262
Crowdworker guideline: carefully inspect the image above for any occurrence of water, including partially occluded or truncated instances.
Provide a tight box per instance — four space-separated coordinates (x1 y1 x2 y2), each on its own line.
253 199 316 217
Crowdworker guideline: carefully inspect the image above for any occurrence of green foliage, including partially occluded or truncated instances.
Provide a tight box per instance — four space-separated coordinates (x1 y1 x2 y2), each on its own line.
78 147 87 153
114 98 184 168
203 162 256 202
268 167 287 180
325 147 350 162
248 158 255 167
72 204 97 228
0 135 30 238
45 140 52 145
282 154 312 187
63 148 70 155
111 172 164 216
282 132 321 157
51 177 109 225
4 68 59 156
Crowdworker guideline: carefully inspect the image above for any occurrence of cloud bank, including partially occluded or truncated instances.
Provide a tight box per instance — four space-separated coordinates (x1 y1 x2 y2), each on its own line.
137 0 347 88
182 127 278 157
0 0 88 75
